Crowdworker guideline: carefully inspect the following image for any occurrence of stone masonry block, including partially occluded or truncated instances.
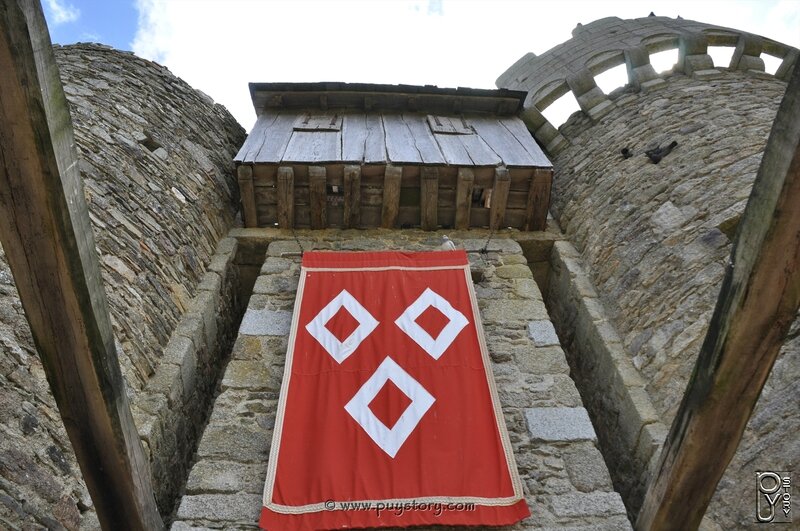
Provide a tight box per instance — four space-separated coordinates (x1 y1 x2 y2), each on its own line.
624 45 650 69
185 460 265 495
494 264 533 279
483 298 549 323
162 334 194 367
563 443 615 493
618 387 661 448
528 320 560 347
188 290 218 348
267 240 309 257
549 492 627 518
260 257 296 275
253 274 299 295
214 236 238 258
684 54 716 74
179 347 198 399
635 421 669 467
730 34 763 70
734 55 765 72
586 98 616 121
176 493 262 523
147 363 183 407
239 308 292 336
221 360 278 392
512 278 543 300
196 423 270 462
679 32 708 57
525 407 597 441
196 270 222 294
566 69 599 97
519 104 547 129
174 314 206 354
515 346 570 375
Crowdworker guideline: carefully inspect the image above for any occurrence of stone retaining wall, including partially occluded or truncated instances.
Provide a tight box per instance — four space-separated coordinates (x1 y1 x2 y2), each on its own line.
1 44 244 529
546 239 666 519
131 237 246 516
55 44 245 392
173 231 630 530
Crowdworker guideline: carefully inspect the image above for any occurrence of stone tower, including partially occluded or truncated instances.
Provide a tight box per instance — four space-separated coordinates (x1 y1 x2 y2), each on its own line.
0 13 796 531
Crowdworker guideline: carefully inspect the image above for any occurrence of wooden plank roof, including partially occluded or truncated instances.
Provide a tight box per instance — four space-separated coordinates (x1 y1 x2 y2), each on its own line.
235 83 551 168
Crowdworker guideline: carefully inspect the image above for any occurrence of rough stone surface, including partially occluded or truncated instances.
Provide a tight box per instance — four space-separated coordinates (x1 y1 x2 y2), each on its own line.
239 308 292 336
525 408 597 442
528 320 560 347
0 44 244 529
544 63 794 525
174 235 630 530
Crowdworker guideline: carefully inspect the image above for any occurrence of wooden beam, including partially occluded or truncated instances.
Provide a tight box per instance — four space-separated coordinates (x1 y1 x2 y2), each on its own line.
490 166 510 230
0 1 163 529
454 167 474 230
637 58 800 531
420 166 439 231
308 165 327 229
524 168 552 231
277 166 294 229
343 165 361 229
381 165 402 228
237 164 258 228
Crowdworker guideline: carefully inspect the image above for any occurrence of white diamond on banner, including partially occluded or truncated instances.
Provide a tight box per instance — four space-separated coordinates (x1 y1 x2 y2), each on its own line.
395 287 469 360
305 289 379 364
344 356 435 458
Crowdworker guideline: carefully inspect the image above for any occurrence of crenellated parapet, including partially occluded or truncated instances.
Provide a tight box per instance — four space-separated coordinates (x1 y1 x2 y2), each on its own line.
497 16 798 156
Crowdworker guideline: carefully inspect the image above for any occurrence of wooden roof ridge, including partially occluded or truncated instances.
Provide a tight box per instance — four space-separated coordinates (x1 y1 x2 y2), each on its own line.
249 82 528 116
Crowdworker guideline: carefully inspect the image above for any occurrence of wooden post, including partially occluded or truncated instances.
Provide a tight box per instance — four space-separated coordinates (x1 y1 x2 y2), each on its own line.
343 165 361 228
308 165 327 229
636 58 800 531
381 165 402 228
524 168 552 231
454 167 474 230
420 167 439 231
0 1 163 529
490 166 510 230
237 164 258 228
277 166 294 229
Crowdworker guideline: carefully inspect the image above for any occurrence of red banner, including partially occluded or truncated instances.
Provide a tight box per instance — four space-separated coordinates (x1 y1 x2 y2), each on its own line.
260 250 529 530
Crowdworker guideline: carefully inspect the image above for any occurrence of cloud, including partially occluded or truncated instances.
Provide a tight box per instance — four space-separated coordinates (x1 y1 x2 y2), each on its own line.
44 0 80 25
130 0 800 130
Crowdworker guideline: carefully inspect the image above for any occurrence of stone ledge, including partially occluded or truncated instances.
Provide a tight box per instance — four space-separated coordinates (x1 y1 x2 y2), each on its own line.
525 407 597 441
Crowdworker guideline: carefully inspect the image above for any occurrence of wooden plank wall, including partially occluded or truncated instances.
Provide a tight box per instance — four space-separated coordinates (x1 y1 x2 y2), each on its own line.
240 162 552 231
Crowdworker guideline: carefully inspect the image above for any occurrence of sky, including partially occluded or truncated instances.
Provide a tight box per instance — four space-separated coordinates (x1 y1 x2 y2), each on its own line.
43 0 800 130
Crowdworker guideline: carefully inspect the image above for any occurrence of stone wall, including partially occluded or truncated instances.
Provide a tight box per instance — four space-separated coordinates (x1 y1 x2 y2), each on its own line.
528 50 793 528
1 44 244 529
54 44 245 392
173 231 630 530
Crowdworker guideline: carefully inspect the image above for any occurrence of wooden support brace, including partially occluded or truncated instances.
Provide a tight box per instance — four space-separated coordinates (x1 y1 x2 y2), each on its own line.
277 166 295 229
454 167 474 230
637 57 800 531
420 166 439 231
308 165 327 229
490 166 510 230
381 165 402 228
0 1 163 528
343 165 361 229
525 168 552 231
237 164 258 228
